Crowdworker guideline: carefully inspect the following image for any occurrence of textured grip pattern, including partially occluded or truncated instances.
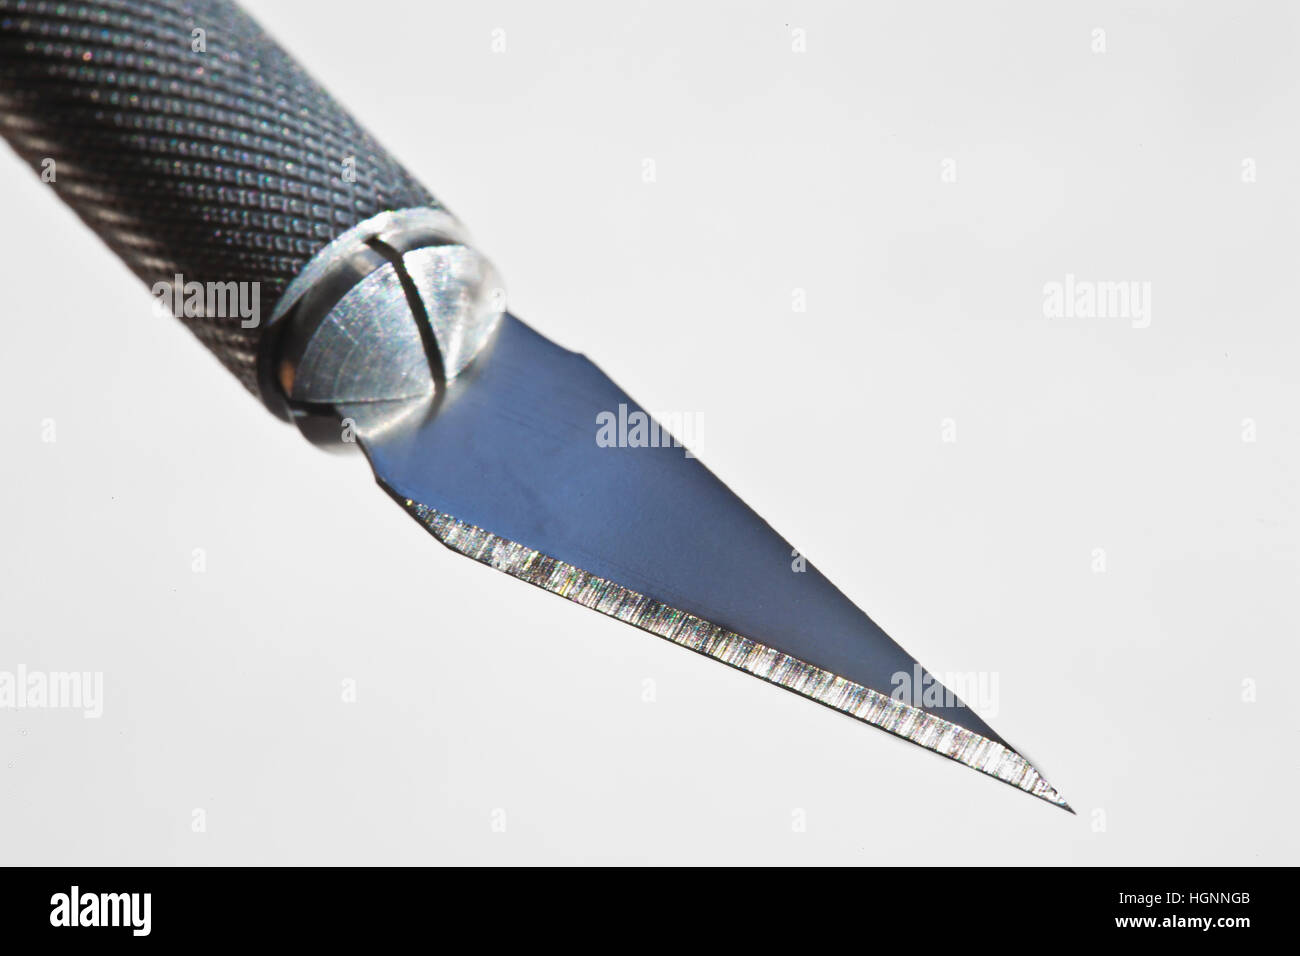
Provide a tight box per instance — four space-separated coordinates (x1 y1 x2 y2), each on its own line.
0 0 440 392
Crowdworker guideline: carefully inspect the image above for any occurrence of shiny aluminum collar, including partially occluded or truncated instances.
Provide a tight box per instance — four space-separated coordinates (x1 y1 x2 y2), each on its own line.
260 207 505 430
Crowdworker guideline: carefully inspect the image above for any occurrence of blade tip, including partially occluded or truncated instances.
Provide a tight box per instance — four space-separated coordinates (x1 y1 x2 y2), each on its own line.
1033 780 1073 814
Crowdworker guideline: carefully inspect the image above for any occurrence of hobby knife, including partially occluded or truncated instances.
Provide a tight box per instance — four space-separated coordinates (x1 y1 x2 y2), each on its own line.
0 0 1070 809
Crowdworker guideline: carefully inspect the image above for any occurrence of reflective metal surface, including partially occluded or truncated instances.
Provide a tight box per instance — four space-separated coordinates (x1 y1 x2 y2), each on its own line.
356 314 1071 810
290 264 433 405
402 244 505 391
269 208 466 329
404 500 1071 809
268 207 505 424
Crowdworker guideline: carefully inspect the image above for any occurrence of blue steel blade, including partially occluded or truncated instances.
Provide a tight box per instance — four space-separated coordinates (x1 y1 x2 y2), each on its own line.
356 314 1069 808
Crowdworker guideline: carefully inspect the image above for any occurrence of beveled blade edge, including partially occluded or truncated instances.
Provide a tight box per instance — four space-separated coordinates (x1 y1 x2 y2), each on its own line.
394 493 1072 812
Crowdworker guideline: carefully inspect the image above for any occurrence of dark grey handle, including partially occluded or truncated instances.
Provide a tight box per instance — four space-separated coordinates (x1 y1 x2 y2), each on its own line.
0 0 442 395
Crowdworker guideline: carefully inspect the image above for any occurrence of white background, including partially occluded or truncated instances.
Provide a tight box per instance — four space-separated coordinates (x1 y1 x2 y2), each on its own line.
1 0 1296 864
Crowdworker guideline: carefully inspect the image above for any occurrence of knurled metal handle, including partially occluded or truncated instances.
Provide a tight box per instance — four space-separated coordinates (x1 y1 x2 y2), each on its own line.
0 0 445 400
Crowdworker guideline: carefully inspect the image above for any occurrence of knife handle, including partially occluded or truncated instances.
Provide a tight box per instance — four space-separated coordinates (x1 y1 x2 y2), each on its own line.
0 0 480 416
